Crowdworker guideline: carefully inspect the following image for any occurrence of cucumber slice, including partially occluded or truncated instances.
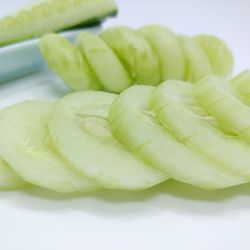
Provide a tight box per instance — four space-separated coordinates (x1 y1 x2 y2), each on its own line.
231 70 250 103
100 26 160 85
48 91 167 190
0 101 99 192
0 157 27 190
0 0 117 46
40 33 101 91
109 85 244 189
193 35 234 78
152 80 250 180
139 25 185 81
180 36 211 82
194 75 250 142
76 31 132 93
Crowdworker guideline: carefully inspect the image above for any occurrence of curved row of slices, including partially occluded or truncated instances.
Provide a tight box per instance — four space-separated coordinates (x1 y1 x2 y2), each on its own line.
0 70 250 192
39 24 234 93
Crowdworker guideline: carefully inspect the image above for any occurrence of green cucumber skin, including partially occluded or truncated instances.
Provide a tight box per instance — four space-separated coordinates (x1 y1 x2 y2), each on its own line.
0 0 117 46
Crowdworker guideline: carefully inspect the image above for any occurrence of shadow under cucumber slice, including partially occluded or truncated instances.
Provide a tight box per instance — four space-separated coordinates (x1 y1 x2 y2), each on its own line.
109 85 246 189
48 91 167 190
0 101 99 193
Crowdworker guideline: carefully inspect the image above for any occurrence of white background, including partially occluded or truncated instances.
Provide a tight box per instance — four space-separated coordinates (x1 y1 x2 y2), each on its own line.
1 0 250 250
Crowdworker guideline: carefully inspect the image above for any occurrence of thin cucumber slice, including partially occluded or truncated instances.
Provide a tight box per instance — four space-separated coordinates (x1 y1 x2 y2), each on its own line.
109 85 244 189
100 26 160 85
0 157 27 190
0 0 117 46
48 91 167 190
231 70 250 104
152 80 250 180
40 33 101 91
139 25 185 81
0 101 99 193
194 75 250 142
193 35 234 77
76 31 132 93
180 36 211 82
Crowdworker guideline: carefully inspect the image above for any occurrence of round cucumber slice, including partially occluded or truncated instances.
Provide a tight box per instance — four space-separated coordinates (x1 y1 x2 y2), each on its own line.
48 91 167 190
76 31 132 93
0 157 27 190
139 24 185 81
40 34 101 91
193 35 234 78
152 80 250 180
194 75 250 142
109 85 244 189
231 70 250 104
180 36 211 82
0 101 99 193
100 26 160 85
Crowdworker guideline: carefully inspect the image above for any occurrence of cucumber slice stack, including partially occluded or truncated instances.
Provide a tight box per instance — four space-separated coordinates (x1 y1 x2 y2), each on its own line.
1 71 250 192
40 24 234 93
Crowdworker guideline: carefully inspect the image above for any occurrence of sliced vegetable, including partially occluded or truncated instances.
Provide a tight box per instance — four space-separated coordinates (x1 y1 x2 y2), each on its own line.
40 33 101 91
76 31 132 93
193 35 234 77
0 101 99 192
48 91 167 190
152 80 250 180
100 26 160 85
139 24 185 81
0 0 117 46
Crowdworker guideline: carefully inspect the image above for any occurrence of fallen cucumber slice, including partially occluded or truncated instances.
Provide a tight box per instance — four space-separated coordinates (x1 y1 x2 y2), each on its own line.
193 35 234 78
0 101 99 192
194 75 250 143
109 85 243 189
139 24 185 81
48 91 167 190
180 36 211 82
231 70 250 104
40 33 102 91
0 157 27 190
76 31 132 93
152 80 250 180
0 0 117 46
100 26 160 85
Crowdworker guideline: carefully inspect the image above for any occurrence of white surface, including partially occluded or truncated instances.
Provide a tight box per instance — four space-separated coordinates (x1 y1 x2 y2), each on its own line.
1 0 250 250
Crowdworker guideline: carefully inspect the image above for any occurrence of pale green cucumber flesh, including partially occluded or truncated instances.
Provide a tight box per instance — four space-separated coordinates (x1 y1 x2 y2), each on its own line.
0 0 118 46
100 26 160 85
139 24 185 81
152 80 250 180
48 91 167 190
40 34 102 91
180 36 211 82
109 85 243 189
193 35 234 77
76 31 132 93
0 101 99 192
0 157 27 190
194 75 250 142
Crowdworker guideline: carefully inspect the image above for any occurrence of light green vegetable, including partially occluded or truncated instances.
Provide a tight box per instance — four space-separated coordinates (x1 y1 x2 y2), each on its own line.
100 26 160 85
76 31 132 93
152 80 250 180
194 75 250 142
193 35 234 78
40 33 101 91
0 157 27 190
109 85 243 189
180 36 211 82
0 0 117 46
0 101 99 192
48 91 167 190
139 24 185 81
